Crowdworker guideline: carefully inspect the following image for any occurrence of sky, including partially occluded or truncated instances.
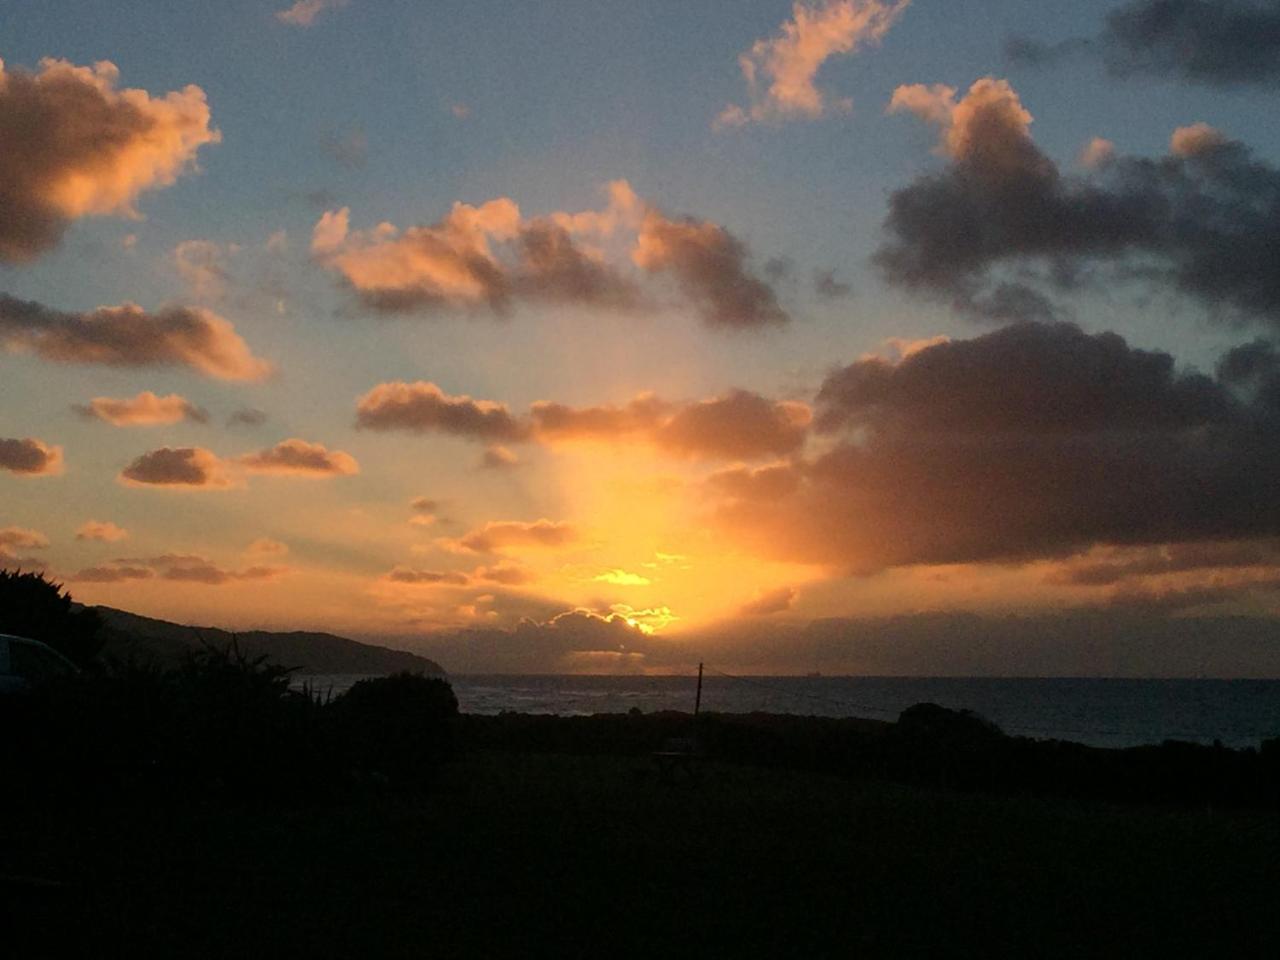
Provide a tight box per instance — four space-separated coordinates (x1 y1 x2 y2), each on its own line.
3 1 1280 675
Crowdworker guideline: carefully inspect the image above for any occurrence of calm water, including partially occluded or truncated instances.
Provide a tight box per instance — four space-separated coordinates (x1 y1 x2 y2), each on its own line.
293 674 1280 749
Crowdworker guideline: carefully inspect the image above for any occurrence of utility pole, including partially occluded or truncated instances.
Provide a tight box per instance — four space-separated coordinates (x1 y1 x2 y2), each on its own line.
694 661 703 717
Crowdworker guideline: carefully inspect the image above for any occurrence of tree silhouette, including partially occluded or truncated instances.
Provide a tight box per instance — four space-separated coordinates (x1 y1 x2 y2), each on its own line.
0 568 103 667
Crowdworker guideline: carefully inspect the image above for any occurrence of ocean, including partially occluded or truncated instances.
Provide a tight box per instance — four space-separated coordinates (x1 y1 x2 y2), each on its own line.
293 673 1280 749
290 670 1280 747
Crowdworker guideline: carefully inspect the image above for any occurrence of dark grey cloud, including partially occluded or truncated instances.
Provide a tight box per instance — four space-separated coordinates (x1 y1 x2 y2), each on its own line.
227 407 269 428
713 322 1280 571
879 79 1280 328
634 212 789 329
1007 1 1280 88
119 447 230 488
0 437 63 476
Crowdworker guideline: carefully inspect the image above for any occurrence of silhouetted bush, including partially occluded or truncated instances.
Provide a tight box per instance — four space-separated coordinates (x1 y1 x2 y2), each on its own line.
330 672 458 792
0 568 103 667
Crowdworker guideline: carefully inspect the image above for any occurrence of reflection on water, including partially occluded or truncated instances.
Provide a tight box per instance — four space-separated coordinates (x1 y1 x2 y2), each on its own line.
290 674 1280 749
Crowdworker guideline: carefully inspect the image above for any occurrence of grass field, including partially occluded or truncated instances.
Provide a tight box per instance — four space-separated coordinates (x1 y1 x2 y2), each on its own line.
7 749 1279 958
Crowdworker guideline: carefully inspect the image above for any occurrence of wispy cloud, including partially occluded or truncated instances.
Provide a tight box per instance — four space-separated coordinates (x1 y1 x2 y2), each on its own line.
716 1 910 128
276 0 349 28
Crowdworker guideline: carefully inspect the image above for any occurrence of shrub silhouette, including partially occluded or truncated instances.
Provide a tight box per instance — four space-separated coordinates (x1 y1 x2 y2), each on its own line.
0 568 103 667
331 672 458 792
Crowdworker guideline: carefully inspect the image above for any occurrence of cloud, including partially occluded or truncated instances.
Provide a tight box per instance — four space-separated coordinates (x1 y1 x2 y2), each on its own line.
713 322 1280 572
119 447 231 488
74 391 208 427
632 210 789 328
237 438 359 477
0 56 219 262
276 0 349 27
385 567 470 586
0 526 49 552
656 390 810 459
706 462 802 500
593 569 652 587
227 407 268 428
530 390 810 460
480 445 520 470
813 269 853 299
76 520 128 542
409 497 439 527
356 381 530 441
740 586 797 616
716 1 911 127
173 240 239 299
0 293 272 379
314 180 785 329
879 76 1280 327
1048 539 1280 587
73 554 287 585
311 191 640 315
1007 0 1280 88
456 519 579 554
0 437 63 476
474 563 535 586
245 537 289 557
320 127 367 169
360 383 809 461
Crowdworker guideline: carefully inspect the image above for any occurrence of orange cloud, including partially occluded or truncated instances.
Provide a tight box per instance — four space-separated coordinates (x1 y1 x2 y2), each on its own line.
73 554 287 585
76 520 129 542
245 538 289 557
456 519 579 554
0 294 272 380
632 211 788 328
356 381 529 440
173 240 240 299
238 438 359 477
0 437 63 476
716 1 910 127
480 445 519 470
74 391 208 426
385 567 470 586
888 76 1041 177
0 526 49 553
119 447 231 488
315 181 784 328
1170 122 1229 157
534 390 809 459
0 57 219 262
276 0 348 27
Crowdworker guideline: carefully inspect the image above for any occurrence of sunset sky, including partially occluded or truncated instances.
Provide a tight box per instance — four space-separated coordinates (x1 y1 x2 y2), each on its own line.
4 1 1280 674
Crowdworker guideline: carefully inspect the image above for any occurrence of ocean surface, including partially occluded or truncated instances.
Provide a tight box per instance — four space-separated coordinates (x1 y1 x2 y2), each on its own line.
292 673 1280 750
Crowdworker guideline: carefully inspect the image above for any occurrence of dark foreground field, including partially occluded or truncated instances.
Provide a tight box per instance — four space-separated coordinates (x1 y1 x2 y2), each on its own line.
6 745 1279 959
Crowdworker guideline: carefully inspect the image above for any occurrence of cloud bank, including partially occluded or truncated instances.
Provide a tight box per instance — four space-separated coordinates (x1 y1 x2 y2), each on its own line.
713 322 1280 572
1007 0 1280 88
880 77 1280 327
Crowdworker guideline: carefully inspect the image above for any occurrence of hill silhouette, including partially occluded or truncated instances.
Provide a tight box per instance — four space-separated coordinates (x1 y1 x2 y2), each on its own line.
92 605 446 676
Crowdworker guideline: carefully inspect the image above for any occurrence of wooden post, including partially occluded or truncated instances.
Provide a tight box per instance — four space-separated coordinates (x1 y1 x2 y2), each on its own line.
694 661 703 717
